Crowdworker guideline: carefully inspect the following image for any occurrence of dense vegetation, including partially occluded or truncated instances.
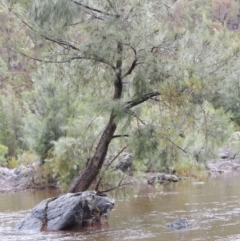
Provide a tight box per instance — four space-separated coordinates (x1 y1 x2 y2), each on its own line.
0 0 239 192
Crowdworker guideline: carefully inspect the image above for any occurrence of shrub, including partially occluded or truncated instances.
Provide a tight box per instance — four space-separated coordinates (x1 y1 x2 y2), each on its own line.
174 160 208 181
0 144 8 166
7 156 19 169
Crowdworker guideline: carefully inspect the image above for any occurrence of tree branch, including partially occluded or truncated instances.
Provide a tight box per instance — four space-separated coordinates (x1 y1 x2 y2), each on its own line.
113 42 123 99
9 47 116 69
122 43 138 78
126 110 146 125
10 9 116 69
9 48 79 63
11 10 80 52
164 137 187 154
99 182 131 194
71 0 119 18
209 53 237 75
95 146 127 191
97 175 131 194
112 134 129 139
42 36 80 51
125 92 160 109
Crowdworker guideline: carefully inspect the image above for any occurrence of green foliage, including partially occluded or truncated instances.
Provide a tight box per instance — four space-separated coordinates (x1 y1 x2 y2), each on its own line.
7 156 18 169
22 64 79 158
17 151 38 166
96 169 125 192
0 90 23 157
1 0 240 190
130 125 159 162
227 131 240 155
127 100 234 172
211 71 240 127
0 57 8 80
180 102 235 162
174 160 207 180
47 137 85 190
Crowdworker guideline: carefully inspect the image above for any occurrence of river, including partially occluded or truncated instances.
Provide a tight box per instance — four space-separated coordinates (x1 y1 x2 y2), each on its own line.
1 172 240 241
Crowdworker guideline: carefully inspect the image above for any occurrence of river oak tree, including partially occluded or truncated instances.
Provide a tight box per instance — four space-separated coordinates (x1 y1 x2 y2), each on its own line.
4 0 239 192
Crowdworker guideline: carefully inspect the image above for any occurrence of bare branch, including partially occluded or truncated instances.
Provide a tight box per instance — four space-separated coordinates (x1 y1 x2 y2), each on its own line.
99 182 131 194
97 175 132 194
95 146 127 191
104 146 127 172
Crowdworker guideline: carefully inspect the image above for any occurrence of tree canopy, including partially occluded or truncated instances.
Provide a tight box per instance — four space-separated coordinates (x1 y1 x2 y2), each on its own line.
0 0 239 192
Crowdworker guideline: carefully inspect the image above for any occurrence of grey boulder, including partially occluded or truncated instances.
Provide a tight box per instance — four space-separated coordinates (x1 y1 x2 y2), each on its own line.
14 191 114 231
168 217 190 230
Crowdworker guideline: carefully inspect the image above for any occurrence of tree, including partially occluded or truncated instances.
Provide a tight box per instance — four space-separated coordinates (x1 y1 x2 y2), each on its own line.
5 0 239 192
0 1 33 93
0 88 23 157
22 64 73 161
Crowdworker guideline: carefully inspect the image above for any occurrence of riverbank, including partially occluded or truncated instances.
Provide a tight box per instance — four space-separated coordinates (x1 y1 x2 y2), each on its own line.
1 146 240 193
0 165 57 193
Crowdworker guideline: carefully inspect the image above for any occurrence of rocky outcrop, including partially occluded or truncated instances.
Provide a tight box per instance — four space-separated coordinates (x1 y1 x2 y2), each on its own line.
13 191 114 231
0 166 35 193
207 159 240 175
0 162 58 193
0 166 34 181
207 145 240 175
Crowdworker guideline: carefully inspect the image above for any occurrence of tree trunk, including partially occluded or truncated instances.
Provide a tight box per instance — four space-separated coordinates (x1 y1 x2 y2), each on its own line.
69 113 118 192
69 42 123 193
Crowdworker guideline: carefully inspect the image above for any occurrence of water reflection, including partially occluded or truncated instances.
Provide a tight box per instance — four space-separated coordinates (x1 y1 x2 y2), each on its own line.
0 189 60 212
1 172 240 240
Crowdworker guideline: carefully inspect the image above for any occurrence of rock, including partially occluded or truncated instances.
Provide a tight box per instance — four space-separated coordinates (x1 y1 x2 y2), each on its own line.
115 153 133 172
168 217 189 230
148 176 157 185
207 159 240 175
219 147 236 159
0 166 37 193
146 172 179 184
13 166 34 179
164 174 179 182
13 191 114 231
192 181 205 185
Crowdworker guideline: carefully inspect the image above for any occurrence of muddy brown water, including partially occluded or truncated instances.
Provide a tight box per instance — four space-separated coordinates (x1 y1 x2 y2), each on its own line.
1 172 240 241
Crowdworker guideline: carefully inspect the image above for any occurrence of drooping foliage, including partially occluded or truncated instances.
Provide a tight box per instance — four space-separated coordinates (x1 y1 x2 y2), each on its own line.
0 0 239 190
